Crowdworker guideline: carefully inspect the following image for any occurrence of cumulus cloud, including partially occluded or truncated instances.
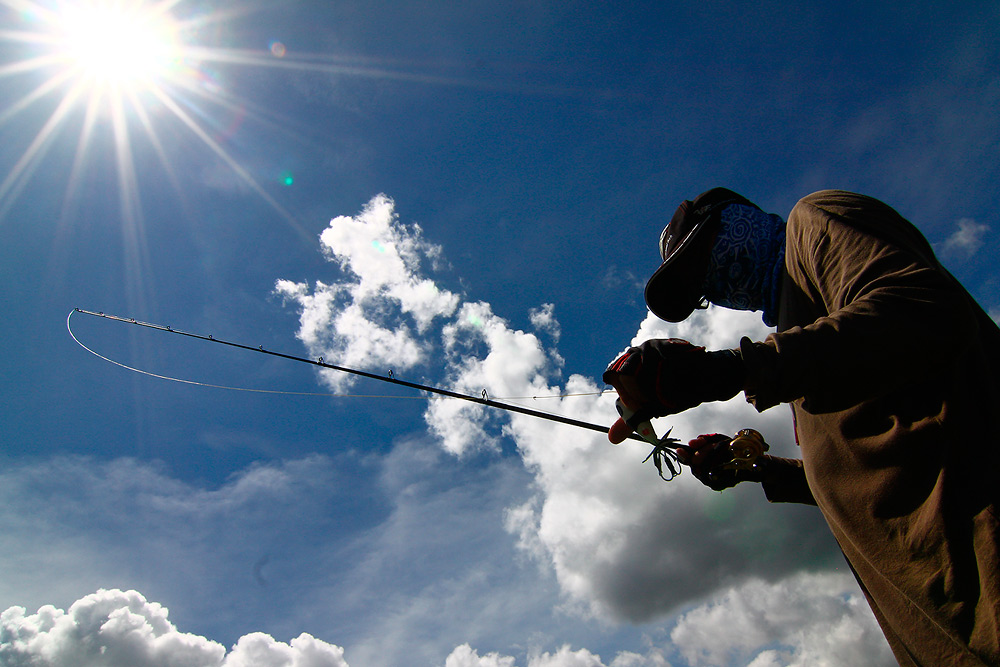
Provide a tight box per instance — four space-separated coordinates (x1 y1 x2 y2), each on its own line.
445 643 664 667
225 632 348 667
276 194 460 391
279 197 564 454
498 307 840 623
671 572 894 667
0 589 347 667
276 195 848 632
529 304 561 341
0 444 550 667
447 644 517 667
429 300 559 455
447 571 893 667
0 452 415 661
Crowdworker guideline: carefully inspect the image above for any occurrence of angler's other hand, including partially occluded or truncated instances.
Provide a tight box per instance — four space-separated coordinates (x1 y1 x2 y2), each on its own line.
602 339 745 443
677 433 767 491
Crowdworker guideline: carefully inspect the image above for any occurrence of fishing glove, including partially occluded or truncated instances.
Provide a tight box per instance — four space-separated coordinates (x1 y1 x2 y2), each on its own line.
603 338 744 443
677 433 769 491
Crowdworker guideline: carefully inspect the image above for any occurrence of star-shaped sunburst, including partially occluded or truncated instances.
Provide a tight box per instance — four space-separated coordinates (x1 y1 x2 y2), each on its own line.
0 0 303 228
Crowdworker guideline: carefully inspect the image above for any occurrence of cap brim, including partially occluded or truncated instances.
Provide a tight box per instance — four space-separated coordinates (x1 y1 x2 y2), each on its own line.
643 214 718 322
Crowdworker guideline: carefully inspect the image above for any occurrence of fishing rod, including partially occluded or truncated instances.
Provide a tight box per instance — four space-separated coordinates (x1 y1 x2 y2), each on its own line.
70 307 652 444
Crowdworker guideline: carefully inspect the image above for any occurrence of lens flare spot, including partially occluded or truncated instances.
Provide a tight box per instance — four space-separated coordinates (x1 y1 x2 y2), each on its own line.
269 41 287 58
703 490 738 522
280 170 294 186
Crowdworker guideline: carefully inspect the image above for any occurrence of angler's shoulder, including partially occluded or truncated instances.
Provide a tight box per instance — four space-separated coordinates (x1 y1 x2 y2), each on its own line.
789 190 913 231
789 190 936 263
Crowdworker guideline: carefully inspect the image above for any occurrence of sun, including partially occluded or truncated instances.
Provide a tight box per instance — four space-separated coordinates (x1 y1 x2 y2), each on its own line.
55 1 181 88
0 0 302 227
0 0 316 314
0 0 466 242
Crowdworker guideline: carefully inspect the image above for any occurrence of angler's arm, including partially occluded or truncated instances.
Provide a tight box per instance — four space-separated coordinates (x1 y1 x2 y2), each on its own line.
741 199 977 413
681 435 816 505
758 456 816 505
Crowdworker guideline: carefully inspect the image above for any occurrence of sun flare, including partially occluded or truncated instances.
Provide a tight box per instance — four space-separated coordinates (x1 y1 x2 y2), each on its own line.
56 2 180 87
0 0 279 216
0 0 325 255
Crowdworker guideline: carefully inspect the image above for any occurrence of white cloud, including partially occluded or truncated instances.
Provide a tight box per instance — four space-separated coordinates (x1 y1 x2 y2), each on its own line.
529 303 561 341
941 217 990 257
429 300 559 455
276 195 460 391
496 307 831 624
225 632 348 667
314 194 458 328
446 643 517 667
445 643 666 667
0 446 561 667
0 453 372 650
276 195 883 663
443 571 894 667
671 572 894 667
527 646 650 667
276 196 845 629
0 589 348 667
2 195 898 667
630 305 770 352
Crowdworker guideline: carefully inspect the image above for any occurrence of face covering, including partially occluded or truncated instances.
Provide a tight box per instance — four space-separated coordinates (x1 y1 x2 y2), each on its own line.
702 204 786 327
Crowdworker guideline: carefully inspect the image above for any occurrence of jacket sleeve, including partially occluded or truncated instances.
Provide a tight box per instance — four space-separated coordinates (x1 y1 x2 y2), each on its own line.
759 456 816 505
742 193 980 413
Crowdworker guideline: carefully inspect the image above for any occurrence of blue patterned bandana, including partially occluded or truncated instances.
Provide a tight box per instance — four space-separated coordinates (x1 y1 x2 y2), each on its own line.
702 204 786 326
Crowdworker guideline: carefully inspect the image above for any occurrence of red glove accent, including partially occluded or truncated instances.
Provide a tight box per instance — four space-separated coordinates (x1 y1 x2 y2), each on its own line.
603 339 745 428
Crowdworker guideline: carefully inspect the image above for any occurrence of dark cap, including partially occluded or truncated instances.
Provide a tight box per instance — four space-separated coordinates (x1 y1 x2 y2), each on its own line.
644 187 757 322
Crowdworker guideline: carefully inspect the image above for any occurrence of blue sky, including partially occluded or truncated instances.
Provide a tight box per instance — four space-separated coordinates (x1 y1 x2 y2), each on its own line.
1 1 998 665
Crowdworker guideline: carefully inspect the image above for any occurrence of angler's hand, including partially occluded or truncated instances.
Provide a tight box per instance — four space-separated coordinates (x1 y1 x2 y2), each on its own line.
677 434 768 491
603 338 745 443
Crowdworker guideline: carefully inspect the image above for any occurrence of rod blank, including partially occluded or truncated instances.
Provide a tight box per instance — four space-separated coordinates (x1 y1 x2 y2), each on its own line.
72 308 646 443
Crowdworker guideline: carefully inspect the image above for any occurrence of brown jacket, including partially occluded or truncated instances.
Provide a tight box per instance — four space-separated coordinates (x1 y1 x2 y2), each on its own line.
742 191 1000 666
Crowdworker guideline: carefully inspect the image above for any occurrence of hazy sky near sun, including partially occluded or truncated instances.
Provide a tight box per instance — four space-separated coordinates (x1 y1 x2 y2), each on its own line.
1 1 999 666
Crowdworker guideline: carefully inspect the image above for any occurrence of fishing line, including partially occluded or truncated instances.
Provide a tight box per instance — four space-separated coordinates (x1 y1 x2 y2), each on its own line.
69 311 364 397
68 311 607 401
69 308 645 442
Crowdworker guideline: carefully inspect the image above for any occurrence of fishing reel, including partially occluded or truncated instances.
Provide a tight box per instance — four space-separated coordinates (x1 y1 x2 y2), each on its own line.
722 428 769 471
698 428 770 490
